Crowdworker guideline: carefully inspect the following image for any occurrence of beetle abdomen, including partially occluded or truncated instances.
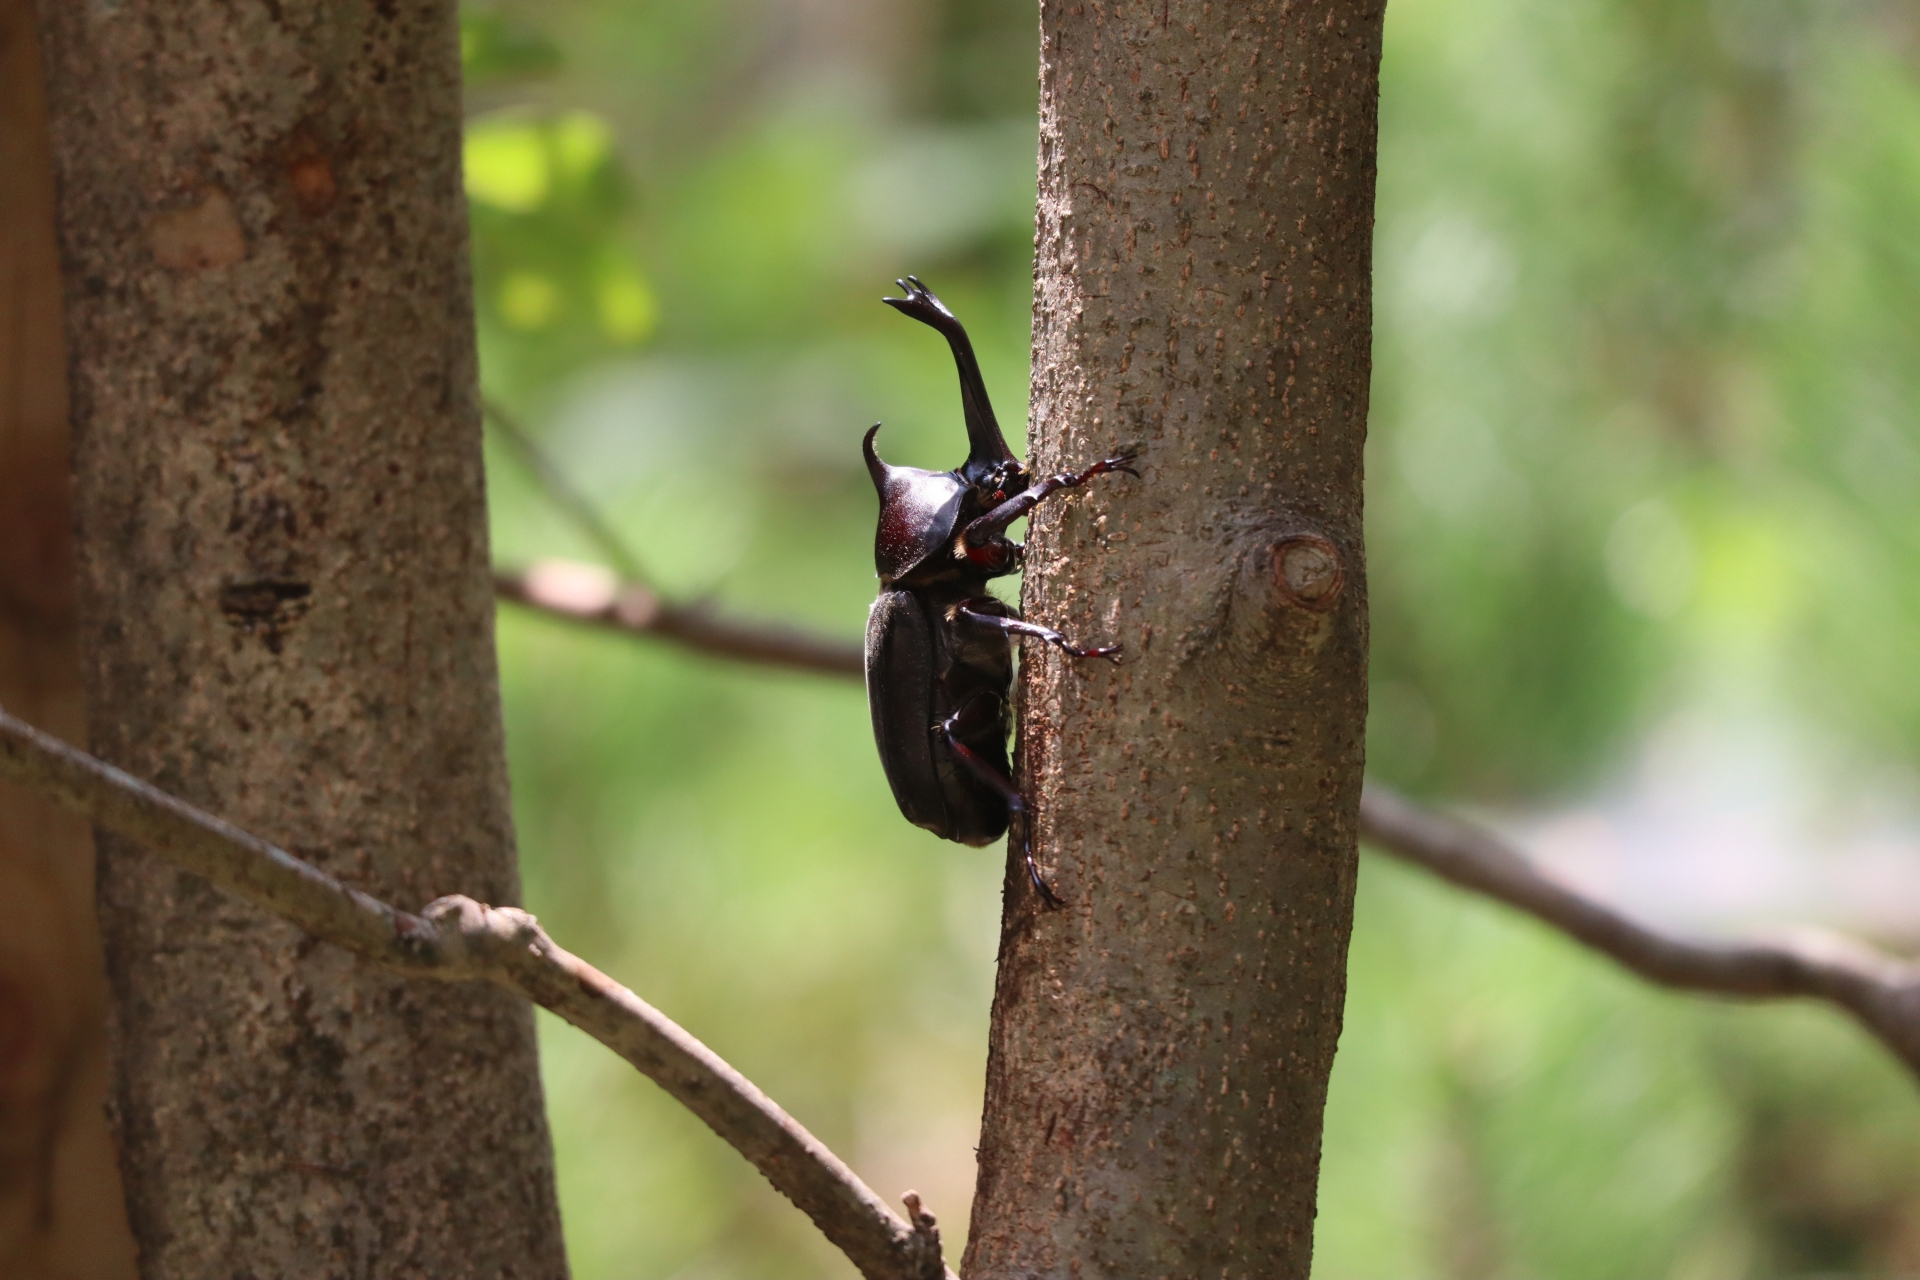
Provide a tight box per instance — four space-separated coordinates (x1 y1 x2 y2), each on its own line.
865 590 1012 846
866 591 945 833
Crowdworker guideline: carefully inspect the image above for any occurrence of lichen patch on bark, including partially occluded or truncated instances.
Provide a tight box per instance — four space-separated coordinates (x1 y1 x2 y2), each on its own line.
147 190 247 271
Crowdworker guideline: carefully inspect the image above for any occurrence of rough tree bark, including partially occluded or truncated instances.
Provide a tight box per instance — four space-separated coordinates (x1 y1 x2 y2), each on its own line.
33 1 568 1275
0 1 135 1273
965 3 1382 1276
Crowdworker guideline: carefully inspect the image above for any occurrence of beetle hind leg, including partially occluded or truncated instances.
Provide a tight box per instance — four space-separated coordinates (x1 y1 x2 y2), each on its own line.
938 703 1065 909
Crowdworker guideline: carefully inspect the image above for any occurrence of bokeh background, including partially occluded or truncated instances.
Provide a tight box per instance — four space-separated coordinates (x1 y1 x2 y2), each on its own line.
463 0 1920 1275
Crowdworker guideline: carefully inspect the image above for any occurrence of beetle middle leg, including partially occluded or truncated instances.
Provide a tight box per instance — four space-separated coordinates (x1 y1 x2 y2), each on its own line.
938 697 1065 909
953 599 1121 662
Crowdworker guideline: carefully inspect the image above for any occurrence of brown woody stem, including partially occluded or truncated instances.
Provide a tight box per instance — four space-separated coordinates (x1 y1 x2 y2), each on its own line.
0 708 950 1280
488 569 1920 1085
1359 781 1920 1078
495 561 863 679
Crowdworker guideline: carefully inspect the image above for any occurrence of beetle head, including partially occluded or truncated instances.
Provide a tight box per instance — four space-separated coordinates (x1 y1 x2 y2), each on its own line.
967 455 1028 506
956 424 1023 493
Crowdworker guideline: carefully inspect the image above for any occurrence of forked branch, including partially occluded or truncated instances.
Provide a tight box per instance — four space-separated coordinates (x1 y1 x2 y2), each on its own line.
0 708 950 1280
1359 782 1920 1077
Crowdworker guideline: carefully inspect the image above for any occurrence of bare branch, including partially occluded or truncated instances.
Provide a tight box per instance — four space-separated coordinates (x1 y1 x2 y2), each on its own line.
490 552 1920 1090
495 559 864 679
489 557 1920 1084
1359 781 1920 1078
483 398 648 581
479 407 1920 1098
0 708 950 1280
481 396 867 680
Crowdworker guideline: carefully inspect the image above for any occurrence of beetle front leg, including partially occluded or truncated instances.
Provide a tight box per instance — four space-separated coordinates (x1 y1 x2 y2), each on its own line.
959 452 1139 554
938 702 1065 909
954 600 1121 663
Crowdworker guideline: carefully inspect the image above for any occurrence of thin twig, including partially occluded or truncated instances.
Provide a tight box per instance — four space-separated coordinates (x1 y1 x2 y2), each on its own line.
1359 781 1920 1077
481 397 867 680
482 398 649 581
495 560 864 679
0 708 951 1280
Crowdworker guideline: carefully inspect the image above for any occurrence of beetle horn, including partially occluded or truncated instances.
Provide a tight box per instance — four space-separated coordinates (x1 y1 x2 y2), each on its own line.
880 279 1018 479
963 408 1019 477
949 340 1018 476
862 423 894 495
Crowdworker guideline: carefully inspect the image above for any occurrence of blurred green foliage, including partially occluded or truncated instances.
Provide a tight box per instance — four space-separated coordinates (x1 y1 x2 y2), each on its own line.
463 0 1920 1275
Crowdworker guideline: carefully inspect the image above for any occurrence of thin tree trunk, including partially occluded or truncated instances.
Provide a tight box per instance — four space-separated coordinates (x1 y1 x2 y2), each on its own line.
965 3 1381 1276
32 2 568 1275
0 1 134 1273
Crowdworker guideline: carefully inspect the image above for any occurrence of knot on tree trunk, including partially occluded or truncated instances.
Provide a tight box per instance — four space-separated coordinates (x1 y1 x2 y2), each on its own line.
1271 534 1345 612
1171 519 1358 690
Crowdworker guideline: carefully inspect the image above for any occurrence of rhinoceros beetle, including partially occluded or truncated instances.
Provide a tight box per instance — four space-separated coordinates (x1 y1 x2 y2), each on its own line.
863 277 1136 907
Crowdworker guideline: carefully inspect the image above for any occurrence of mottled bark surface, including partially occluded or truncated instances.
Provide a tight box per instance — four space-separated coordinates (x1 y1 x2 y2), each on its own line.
0 1 135 1275
965 3 1382 1277
33 1 568 1275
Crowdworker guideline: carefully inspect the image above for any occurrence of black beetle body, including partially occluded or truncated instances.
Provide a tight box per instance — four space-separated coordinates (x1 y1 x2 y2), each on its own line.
863 278 1135 905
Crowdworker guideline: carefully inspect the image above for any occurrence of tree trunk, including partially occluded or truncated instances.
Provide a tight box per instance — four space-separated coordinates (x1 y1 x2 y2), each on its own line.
965 3 1381 1276
0 0 135 1274
33 2 569 1275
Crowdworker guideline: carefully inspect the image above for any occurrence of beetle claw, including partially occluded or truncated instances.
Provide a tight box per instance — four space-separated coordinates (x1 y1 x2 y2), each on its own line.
1027 854 1066 910
1068 643 1123 664
882 276 956 326
1016 821 1066 909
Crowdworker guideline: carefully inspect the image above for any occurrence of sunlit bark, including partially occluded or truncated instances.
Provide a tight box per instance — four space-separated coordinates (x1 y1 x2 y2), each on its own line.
33 0 567 1272
965 3 1383 1275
